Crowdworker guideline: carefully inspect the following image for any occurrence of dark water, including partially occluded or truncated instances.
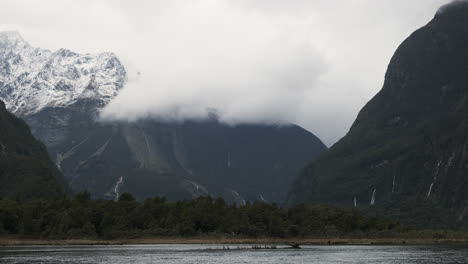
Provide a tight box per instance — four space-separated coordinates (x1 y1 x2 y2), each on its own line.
1 244 468 264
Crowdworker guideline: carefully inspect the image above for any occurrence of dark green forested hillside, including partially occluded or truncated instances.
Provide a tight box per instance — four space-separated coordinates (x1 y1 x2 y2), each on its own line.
0 100 67 200
288 2 468 227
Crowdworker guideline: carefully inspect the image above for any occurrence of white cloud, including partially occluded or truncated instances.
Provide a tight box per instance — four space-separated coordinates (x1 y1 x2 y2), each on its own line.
0 0 450 145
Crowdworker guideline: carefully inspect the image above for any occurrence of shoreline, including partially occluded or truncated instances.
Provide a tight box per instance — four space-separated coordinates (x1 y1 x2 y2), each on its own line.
2 237 468 246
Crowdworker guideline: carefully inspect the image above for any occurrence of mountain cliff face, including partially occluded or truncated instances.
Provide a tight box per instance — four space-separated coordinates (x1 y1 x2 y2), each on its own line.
288 2 468 226
0 31 327 202
0 100 67 199
30 111 324 202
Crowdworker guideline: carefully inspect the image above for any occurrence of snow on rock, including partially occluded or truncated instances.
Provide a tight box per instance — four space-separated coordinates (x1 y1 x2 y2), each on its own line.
0 31 126 116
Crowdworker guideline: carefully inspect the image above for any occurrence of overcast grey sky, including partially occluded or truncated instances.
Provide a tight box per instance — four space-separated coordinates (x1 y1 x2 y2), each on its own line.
0 0 451 145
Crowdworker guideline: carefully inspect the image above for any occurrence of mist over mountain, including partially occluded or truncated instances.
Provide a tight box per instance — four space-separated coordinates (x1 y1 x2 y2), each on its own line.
0 0 450 145
0 32 326 202
288 2 468 226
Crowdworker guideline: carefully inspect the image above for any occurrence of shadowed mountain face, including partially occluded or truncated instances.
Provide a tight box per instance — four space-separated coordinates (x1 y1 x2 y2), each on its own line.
0 31 327 203
288 3 468 226
0 100 67 199
26 100 326 202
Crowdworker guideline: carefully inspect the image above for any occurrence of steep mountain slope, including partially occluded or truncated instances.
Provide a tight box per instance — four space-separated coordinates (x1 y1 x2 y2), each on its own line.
26 101 325 202
0 100 67 199
0 31 327 202
288 2 468 226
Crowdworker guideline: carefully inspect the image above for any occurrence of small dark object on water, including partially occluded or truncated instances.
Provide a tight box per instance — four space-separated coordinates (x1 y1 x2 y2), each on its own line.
288 243 301 249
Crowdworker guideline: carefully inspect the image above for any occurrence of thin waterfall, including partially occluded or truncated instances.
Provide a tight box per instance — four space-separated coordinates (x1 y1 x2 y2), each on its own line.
113 177 124 201
427 182 434 198
370 188 376 205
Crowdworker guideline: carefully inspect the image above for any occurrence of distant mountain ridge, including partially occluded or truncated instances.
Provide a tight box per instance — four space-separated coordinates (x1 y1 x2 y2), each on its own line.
0 31 327 202
288 2 468 226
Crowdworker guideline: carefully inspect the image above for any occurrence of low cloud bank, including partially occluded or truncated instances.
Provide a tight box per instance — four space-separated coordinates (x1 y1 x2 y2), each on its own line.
0 0 450 145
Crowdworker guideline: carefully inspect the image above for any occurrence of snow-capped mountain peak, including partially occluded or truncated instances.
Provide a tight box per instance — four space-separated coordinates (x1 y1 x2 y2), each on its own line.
0 31 126 116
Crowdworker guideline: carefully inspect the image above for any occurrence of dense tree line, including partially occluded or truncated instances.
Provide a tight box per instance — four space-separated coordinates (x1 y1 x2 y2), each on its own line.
0 192 399 239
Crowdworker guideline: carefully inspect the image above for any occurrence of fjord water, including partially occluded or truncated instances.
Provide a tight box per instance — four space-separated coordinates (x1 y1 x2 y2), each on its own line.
1 244 468 264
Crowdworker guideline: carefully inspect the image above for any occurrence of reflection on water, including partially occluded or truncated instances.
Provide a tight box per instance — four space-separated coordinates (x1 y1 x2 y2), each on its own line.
1 244 468 264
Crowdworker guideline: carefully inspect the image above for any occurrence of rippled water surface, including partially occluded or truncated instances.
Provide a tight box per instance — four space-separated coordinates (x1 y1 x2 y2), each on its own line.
1 244 468 263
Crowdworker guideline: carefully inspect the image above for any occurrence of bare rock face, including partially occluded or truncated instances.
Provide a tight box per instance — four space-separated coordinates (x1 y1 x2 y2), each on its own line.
0 32 327 202
288 3 468 226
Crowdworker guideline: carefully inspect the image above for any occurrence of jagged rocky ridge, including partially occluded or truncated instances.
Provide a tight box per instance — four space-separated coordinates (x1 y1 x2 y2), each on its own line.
0 31 126 116
0 100 67 199
0 31 327 202
288 2 468 226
